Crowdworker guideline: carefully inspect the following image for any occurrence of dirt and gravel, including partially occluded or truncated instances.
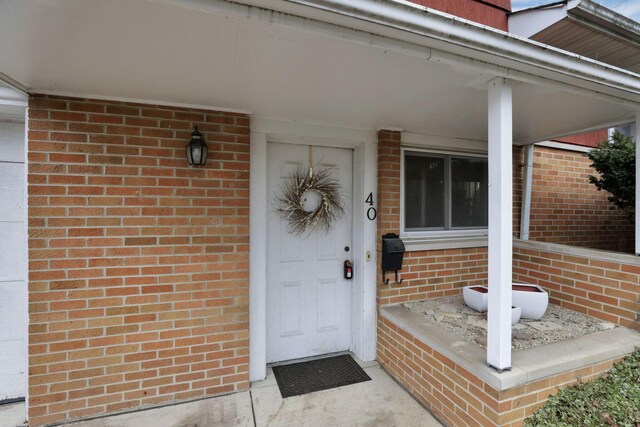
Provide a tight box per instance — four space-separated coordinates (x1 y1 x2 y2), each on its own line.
403 295 616 351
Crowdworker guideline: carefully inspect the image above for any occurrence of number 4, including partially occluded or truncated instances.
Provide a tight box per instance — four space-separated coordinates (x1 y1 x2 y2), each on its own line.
365 192 374 206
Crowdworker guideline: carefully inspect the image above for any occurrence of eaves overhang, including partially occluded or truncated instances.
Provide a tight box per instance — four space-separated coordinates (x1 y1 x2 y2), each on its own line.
509 0 640 74
571 0 640 38
219 0 640 106
1 0 637 144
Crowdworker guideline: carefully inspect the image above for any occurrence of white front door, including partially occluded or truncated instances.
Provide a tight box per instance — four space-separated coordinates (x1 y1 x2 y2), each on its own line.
267 143 353 363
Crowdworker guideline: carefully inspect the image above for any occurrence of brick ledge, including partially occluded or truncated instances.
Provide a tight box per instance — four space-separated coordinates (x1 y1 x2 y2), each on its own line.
514 239 640 265
380 304 640 391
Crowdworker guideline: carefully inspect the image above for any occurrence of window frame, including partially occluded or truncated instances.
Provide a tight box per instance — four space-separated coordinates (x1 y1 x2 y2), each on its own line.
400 147 489 239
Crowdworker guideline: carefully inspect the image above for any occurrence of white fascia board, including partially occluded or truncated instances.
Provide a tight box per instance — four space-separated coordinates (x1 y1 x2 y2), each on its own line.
0 73 28 96
0 85 28 107
508 4 569 38
535 140 592 153
206 0 640 106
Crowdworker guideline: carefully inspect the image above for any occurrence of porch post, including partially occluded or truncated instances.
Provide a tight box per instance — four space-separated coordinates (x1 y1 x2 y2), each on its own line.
636 112 639 256
487 78 512 371
520 144 534 240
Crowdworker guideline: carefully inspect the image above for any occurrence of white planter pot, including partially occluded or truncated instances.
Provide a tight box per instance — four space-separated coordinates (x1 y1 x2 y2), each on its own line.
512 283 548 320
463 286 488 312
511 306 522 326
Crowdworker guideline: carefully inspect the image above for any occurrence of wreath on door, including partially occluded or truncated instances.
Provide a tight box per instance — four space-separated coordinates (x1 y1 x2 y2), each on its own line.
274 147 345 235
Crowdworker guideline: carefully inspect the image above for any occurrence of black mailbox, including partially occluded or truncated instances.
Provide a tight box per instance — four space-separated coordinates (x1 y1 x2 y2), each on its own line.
382 233 405 284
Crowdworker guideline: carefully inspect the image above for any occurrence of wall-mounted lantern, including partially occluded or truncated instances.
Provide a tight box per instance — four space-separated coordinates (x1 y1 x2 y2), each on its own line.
186 126 208 167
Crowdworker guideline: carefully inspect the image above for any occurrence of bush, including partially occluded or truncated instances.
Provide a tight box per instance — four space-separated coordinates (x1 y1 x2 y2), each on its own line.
524 348 640 426
587 131 636 222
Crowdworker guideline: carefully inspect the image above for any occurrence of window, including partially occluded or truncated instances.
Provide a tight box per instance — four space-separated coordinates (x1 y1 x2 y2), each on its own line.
403 151 488 232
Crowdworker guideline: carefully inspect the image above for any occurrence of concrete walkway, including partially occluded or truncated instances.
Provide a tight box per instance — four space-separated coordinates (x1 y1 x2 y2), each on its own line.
250 359 441 426
3 358 441 427
0 402 26 427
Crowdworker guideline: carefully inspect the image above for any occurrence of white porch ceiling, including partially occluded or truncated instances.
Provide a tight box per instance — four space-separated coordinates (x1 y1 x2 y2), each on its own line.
0 0 636 144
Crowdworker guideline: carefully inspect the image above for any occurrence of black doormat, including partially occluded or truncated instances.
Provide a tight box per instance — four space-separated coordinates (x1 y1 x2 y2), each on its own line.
272 354 371 398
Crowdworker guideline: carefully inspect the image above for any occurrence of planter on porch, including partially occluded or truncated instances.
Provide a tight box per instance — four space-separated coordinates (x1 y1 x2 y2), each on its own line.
463 285 489 312
511 306 522 325
463 284 548 320
512 283 548 320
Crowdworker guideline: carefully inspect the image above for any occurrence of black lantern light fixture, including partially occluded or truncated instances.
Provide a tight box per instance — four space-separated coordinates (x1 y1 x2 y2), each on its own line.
186 126 208 167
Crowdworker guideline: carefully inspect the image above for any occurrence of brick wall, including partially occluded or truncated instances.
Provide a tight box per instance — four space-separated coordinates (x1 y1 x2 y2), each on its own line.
378 315 622 427
378 248 488 305
376 131 497 305
554 129 608 148
377 130 401 239
525 146 634 252
513 242 640 330
27 95 250 426
407 0 510 30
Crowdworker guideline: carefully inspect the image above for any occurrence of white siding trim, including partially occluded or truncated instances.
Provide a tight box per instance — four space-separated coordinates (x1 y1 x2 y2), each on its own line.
535 140 593 153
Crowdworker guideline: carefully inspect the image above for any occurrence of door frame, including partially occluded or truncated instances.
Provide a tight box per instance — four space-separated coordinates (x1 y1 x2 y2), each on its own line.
249 117 378 381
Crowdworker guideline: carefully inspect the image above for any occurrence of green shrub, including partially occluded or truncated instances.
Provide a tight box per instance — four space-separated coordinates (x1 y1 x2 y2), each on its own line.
587 131 636 222
524 348 640 426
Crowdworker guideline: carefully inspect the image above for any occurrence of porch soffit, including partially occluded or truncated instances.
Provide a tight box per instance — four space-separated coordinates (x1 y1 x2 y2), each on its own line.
510 0 640 75
0 0 637 144
532 19 640 74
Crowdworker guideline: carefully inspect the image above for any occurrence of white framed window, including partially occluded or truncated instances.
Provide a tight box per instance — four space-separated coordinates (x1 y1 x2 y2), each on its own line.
401 148 488 238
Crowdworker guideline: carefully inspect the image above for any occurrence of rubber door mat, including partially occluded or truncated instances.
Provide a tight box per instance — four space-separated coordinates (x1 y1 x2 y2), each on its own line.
271 354 371 398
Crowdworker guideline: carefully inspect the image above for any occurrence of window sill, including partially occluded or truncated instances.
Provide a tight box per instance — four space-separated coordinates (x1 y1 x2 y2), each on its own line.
400 234 488 251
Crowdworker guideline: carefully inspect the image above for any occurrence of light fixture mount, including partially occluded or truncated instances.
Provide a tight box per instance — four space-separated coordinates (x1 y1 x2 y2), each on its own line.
186 126 208 167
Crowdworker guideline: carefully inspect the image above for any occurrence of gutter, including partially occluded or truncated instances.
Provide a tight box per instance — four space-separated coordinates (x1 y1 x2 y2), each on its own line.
573 0 640 39
224 0 640 105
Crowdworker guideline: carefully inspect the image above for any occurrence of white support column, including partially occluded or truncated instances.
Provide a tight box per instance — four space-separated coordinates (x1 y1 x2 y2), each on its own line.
636 112 639 256
487 78 513 372
249 132 268 381
520 144 534 240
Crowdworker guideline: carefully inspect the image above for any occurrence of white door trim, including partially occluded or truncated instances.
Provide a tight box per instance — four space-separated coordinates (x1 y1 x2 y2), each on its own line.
249 117 378 381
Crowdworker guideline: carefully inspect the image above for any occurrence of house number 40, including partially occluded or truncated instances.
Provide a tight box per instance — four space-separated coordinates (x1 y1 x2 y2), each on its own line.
366 192 377 221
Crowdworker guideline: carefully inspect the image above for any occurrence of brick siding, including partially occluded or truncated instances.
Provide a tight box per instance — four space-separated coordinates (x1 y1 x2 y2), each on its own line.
375 130 635 426
406 0 510 30
524 146 634 252
27 95 250 426
378 248 488 306
513 243 640 330
554 129 608 148
377 130 401 239
376 130 492 305
377 132 635 311
378 315 622 427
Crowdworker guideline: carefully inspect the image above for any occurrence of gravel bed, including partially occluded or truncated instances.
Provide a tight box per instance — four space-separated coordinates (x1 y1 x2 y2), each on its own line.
403 295 616 351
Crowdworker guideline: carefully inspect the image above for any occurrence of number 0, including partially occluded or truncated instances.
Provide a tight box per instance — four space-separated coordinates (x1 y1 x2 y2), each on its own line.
367 207 377 221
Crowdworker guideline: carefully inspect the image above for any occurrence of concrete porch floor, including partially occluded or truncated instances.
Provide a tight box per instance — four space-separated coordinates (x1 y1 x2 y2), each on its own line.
3 358 441 427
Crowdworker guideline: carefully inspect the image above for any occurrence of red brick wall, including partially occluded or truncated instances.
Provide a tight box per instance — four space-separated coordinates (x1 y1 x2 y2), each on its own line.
378 315 622 427
407 0 510 30
526 146 634 252
554 129 607 148
27 95 250 426
513 243 640 329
